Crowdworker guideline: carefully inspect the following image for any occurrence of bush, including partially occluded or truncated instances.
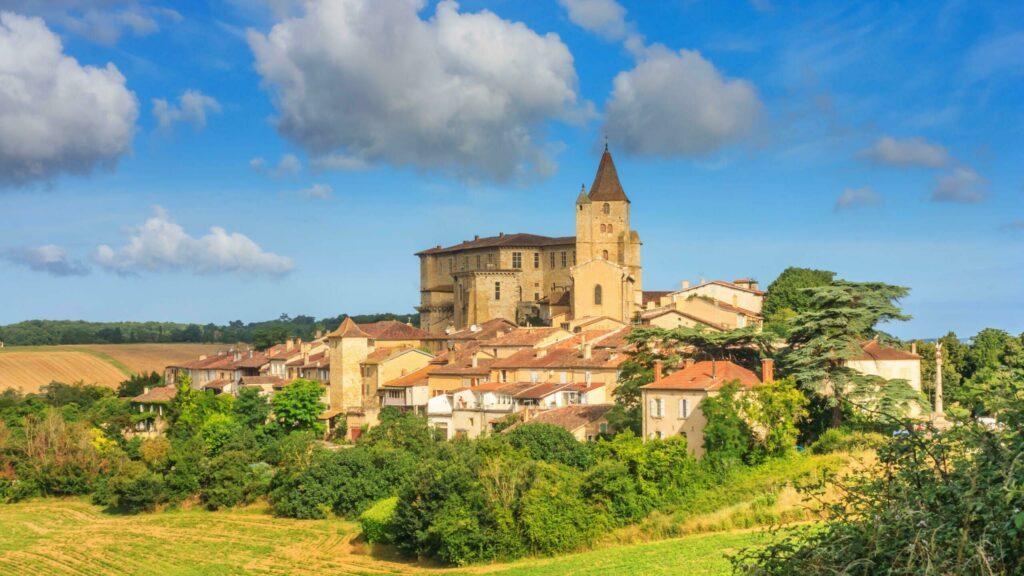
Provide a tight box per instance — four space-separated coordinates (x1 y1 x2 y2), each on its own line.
506 423 592 469
106 460 165 513
519 463 605 555
268 448 341 519
359 496 398 543
200 449 265 510
808 428 886 455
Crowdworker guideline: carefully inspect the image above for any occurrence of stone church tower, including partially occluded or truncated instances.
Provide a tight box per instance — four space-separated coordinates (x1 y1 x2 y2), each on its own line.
571 146 643 322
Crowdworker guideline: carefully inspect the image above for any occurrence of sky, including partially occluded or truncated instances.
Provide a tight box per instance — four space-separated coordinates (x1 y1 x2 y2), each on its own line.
0 0 1022 340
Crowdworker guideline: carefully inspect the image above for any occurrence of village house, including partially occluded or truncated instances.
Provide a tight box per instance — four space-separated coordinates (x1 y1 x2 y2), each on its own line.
129 385 177 437
506 404 614 442
640 359 771 457
640 279 765 331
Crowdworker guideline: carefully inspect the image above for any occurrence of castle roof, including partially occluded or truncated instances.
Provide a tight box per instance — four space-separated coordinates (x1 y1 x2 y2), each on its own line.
588 147 629 203
416 233 575 256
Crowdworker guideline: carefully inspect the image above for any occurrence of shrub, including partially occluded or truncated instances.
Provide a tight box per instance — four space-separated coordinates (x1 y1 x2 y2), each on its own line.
359 496 398 543
268 448 341 519
200 449 264 510
106 460 165 513
506 423 592 469
519 463 605 555
808 428 886 455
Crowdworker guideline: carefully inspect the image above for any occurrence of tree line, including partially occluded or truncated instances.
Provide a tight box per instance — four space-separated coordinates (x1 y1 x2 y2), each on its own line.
0 312 419 348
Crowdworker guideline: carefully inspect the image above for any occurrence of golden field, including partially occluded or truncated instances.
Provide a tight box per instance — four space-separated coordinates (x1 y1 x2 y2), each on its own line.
0 343 230 393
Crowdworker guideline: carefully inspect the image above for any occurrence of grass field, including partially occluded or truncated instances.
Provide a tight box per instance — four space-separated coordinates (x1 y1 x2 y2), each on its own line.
0 344 231 393
0 499 763 576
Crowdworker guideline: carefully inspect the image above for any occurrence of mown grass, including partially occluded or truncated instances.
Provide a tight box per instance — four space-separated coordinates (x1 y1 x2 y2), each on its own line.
0 498 763 576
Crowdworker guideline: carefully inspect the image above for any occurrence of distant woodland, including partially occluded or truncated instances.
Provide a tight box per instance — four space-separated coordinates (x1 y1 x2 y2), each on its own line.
0 313 419 349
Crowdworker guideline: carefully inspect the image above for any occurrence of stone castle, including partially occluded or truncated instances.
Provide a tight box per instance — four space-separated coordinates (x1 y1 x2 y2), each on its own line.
416 147 643 334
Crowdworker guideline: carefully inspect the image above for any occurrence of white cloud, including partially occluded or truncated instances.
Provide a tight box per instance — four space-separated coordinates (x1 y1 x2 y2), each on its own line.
299 183 332 199
558 0 627 40
2 244 88 276
248 0 585 182
310 153 368 172
0 13 138 187
933 167 987 204
250 153 302 177
152 89 221 130
860 136 949 168
834 186 881 211
94 207 294 276
0 1 180 45
603 46 762 156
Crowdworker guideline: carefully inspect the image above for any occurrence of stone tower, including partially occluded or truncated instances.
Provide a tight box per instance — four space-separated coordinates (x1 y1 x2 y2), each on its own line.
327 317 370 409
571 147 642 322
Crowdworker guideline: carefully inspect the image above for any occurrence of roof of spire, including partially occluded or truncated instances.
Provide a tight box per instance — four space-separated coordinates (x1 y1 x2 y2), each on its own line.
327 317 370 339
588 147 629 203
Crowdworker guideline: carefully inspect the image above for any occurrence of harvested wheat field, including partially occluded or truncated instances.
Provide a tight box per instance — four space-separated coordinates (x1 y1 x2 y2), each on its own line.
0 499 762 576
0 344 230 393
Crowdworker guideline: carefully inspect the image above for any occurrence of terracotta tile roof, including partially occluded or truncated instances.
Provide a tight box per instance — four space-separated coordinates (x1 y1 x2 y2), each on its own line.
240 375 286 386
132 385 177 403
467 382 537 395
855 340 921 361
592 326 636 349
327 317 370 339
479 327 569 348
358 320 432 341
588 148 629 202
642 291 671 305
172 353 233 370
202 378 232 390
429 355 495 376
513 404 613 432
416 233 575 256
490 343 626 370
640 307 728 331
641 360 761 391
707 299 763 318
229 352 269 369
382 364 436 388
362 346 431 365
422 318 517 341
512 382 572 400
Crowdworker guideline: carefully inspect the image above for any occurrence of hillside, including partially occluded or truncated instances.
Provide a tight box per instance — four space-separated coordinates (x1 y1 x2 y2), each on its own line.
0 343 229 393
0 499 764 576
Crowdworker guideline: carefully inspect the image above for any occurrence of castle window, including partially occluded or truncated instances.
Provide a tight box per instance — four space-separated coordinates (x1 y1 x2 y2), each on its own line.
550 252 555 268
561 251 567 267
512 252 522 269
573 251 576 265
594 284 603 305
494 282 501 300
475 255 481 268
534 292 540 301
488 253 494 265
607 224 613 234
602 249 609 260
533 252 540 268
602 203 610 215
600 223 606 233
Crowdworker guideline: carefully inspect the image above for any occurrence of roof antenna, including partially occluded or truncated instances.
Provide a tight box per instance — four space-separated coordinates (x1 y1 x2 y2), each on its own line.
604 134 609 152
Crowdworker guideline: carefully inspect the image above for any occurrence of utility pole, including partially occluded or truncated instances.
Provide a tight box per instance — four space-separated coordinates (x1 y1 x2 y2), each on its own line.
934 342 944 417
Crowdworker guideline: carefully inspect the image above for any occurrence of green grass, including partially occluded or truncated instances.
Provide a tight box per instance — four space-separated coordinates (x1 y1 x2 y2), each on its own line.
70 348 135 377
0 498 764 576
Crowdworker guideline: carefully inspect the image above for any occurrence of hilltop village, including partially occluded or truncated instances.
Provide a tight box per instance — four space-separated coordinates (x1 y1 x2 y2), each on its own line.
154 149 923 450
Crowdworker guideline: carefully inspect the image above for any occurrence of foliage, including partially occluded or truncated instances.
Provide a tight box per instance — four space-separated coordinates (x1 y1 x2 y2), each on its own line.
506 423 593 469
762 267 836 334
733 405 1024 575
104 460 166 513
200 449 267 510
233 386 271 430
117 371 163 398
701 382 753 465
782 280 912 427
747 377 808 460
807 428 886 455
200 413 243 455
359 496 399 543
271 379 325 433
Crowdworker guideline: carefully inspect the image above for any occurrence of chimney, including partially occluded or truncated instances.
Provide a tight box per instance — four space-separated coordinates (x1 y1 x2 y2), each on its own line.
143 386 150 395
583 343 593 360
910 341 918 355
286 339 295 351
537 349 548 358
474 234 480 241
682 279 690 290
471 355 478 368
199 355 207 361
761 358 774 383
653 361 663 382
447 353 455 366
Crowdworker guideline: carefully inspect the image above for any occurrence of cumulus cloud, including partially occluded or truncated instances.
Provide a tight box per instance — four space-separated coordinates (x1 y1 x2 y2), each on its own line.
250 153 301 177
94 207 294 276
834 186 882 211
0 13 138 187
558 0 628 40
603 46 762 156
0 1 180 45
299 183 332 199
152 90 221 130
248 0 585 182
2 244 88 276
933 167 988 203
860 136 950 168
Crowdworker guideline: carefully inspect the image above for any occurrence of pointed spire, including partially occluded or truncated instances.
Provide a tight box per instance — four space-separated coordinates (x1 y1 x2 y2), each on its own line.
327 317 369 339
576 182 590 204
588 146 629 202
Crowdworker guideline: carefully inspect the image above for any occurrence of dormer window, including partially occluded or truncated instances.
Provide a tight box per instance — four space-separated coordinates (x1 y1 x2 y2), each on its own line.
602 202 610 215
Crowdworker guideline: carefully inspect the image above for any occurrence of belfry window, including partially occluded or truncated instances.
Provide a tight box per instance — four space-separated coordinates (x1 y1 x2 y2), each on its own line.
594 284 603 305
602 249 609 260
602 203 610 215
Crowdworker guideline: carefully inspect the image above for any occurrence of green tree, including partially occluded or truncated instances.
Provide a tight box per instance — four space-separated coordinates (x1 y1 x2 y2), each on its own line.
782 281 914 427
506 423 592 469
701 381 753 464
233 386 271 429
116 371 162 398
763 267 836 318
271 379 325 433
747 377 809 458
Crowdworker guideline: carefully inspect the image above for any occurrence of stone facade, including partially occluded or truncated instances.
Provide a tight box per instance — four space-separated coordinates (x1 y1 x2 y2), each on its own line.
416 148 642 334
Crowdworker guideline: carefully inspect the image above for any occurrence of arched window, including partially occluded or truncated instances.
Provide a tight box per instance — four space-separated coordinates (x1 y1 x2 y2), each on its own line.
602 249 609 260
599 223 605 233
602 203 610 215
607 224 613 234
594 284 603 305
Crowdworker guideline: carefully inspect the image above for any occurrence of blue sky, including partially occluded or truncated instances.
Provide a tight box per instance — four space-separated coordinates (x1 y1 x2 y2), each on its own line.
0 0 1021 339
